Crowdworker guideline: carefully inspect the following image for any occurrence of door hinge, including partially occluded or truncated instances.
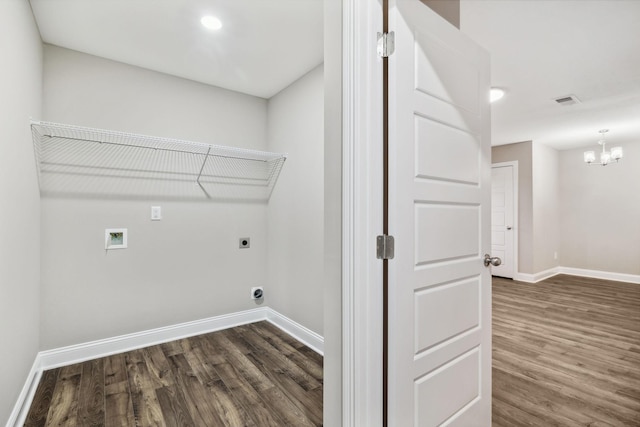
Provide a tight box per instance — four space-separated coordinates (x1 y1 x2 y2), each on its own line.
376 235 395 260
377 31 395 58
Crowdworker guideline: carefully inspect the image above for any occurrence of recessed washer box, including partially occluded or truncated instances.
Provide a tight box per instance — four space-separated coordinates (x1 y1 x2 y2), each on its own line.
105 228 128 250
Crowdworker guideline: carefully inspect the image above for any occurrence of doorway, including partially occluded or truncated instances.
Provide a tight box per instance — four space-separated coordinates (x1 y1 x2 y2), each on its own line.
491 161 518 279
340 1 494 425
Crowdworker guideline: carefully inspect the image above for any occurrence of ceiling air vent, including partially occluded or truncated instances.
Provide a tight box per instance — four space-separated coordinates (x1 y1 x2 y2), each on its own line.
554 94 581 106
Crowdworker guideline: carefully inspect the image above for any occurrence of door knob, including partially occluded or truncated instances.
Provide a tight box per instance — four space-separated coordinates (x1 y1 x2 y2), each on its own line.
484 254 502 267
506 226 512 230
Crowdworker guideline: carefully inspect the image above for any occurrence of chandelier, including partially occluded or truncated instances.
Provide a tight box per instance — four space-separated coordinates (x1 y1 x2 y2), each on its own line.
583 129 623 166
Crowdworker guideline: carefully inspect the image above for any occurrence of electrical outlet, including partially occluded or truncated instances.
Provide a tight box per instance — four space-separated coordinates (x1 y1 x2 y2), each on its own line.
239 237 250 249
251 287 264 300
554 251 558 260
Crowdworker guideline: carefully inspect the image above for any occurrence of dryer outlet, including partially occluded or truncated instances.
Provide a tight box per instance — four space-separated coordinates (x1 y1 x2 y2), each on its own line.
251 287 264 300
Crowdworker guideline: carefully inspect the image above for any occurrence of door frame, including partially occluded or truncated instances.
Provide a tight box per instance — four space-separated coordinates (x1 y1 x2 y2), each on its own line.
338 0 495 424
338 0 384 425
491 161 519 279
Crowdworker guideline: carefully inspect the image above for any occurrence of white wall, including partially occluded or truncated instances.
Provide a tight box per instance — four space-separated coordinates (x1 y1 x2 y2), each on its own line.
532 143 560 272
267 65 324 335
41 46 270 349
0 0 42 423
559 141 640 275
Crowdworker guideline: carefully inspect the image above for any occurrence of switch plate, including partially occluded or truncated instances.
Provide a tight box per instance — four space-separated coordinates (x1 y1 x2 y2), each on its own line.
151 206 162 221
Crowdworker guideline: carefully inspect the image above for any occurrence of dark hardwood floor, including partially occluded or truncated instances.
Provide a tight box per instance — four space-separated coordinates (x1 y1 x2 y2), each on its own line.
492 274 640 426
24 321 322 427
24 275 640 426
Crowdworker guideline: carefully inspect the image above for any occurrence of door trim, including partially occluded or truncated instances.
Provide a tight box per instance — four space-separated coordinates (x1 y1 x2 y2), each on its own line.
491 161 519 279
341 0 384 426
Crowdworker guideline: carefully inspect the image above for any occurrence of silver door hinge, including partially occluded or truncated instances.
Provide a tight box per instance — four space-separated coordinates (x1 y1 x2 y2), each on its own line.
376 235 395 260
377 31 395 58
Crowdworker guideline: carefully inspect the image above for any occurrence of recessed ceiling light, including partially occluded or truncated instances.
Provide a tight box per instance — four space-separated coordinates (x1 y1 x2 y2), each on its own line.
201 15 222 31
490 87 505 103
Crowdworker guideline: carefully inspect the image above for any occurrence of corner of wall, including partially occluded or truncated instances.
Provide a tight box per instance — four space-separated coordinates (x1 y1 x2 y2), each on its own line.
531 143 560 273
266 64 324 336
0 1 43 425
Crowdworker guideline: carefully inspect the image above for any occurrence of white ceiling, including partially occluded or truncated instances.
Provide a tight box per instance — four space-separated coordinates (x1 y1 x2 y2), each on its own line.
460 0 640 150
29 0 640 150
29 0 324 99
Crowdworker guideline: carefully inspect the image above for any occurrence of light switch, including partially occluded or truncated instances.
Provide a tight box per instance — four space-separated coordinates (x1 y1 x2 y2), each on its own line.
151 206 162 221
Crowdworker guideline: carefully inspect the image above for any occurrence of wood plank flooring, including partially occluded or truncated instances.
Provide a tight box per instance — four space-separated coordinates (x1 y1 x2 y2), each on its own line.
492 274 640 427
24 321 322 427
24 274 640 426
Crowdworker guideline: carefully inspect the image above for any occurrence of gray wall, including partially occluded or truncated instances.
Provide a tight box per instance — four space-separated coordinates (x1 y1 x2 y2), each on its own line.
492 141 534 274
559 141 640 275
0 0 42 423
43 45 267 146
495 139 639 277
323 0 343 423
41 46 270 349
532 143 560 272
267 65 324 335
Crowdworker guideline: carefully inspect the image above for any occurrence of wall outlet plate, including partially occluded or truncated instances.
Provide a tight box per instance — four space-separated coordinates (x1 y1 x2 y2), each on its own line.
151 206 162 220
239 237 250 249
251 287 264 300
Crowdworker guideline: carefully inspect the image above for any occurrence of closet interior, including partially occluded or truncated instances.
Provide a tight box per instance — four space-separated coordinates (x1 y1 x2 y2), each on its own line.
19 0 326 423
34 6 324 353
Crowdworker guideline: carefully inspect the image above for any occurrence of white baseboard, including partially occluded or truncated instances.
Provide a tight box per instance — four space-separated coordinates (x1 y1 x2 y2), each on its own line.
514 266 640 284
266 308 324 355
8 307 324 427
38 307 268 370
514 268 559 283
5 359 42 427
557 267 640 284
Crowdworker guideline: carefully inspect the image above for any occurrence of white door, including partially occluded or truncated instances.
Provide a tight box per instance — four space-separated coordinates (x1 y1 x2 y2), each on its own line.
491 165 515 278
387 1 492 426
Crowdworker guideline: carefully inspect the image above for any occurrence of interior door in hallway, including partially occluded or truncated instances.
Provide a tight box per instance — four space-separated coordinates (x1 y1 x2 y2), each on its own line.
491 164 515 279
387 1 492 425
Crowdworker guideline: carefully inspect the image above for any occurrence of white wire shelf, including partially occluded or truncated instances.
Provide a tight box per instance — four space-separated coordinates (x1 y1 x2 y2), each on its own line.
31 121 287 201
